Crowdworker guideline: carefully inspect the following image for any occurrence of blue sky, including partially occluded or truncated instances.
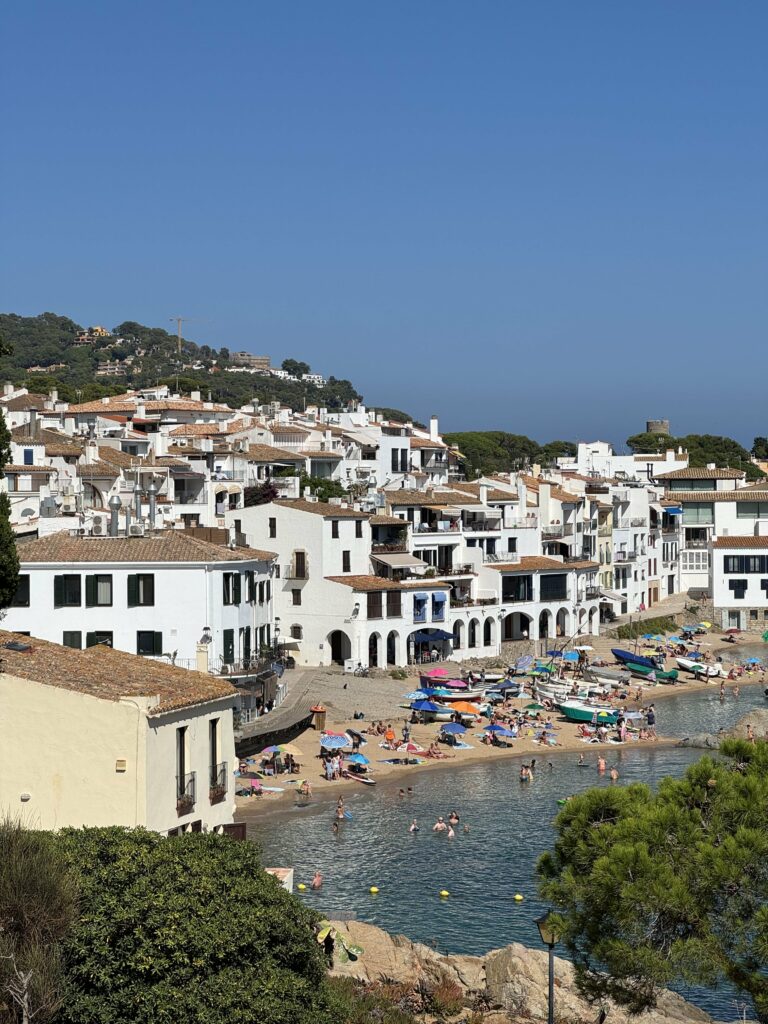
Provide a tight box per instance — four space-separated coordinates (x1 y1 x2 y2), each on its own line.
2 1 766 445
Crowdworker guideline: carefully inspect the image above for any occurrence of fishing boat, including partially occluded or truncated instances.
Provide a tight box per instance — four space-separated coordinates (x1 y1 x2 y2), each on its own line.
558 699 619 725
625 662 679 683
611 648 662 669
535 678 591 701
583 665 632 688
675 658 723 678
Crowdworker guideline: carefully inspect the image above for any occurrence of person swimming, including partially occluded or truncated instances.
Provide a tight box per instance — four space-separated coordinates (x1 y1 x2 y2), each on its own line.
331 821 339 835
447 825 455 838
597 756 606 773
578 753 585 766
409 818 420 833
610 766 619 781
311 871 323 890
448 811 460 825
433 817 448 832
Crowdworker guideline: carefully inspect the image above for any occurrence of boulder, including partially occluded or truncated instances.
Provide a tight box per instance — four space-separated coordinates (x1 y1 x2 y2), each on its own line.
727 707 768 740
676 733 720 749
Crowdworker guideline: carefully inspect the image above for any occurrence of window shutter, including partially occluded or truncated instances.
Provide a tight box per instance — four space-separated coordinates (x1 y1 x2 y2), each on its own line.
86 632 97 648
222 575 229 604
233 574 242 604
85 575 95 607
54 575 63 608
154 632 163 656
127 575 138 607
145 575 155 605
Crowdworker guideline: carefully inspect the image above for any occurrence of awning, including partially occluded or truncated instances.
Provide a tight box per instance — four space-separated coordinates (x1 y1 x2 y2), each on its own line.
666 507 683 515
412 592 429 601
411 629 453 642
277 639 302 649
371 552 428 569
432 592 447 603
599 588 624 602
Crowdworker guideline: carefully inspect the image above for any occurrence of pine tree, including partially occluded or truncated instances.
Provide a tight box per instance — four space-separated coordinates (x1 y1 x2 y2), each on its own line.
0 333 20 609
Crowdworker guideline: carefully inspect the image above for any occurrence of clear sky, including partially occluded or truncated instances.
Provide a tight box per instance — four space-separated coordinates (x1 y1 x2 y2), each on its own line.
2 1 766 445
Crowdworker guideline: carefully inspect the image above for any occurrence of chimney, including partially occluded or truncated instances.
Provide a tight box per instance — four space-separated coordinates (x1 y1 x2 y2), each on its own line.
147 481 157 526
707 463 716 471
479 483 489 505
517 478 528 511
531 463 541 479
29 409 38 438
429 415 439 442
3 382 13 397
101 396 110 405
539 482 552 523
190 390 201 402
666 449 675 461
49 389 58 403
154 433 167 457
108 494 122 536
136 402 146 419
319 407 328 423
134 480 142 518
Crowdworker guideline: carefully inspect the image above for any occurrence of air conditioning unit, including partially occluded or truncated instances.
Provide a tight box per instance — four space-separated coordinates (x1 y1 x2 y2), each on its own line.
129 523 145 537
60 498 77 514
61 483 74 498
91 514 108 536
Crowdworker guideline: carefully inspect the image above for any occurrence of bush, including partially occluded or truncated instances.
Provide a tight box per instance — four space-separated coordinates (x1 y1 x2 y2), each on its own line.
390 668 408 680
615 616 678 640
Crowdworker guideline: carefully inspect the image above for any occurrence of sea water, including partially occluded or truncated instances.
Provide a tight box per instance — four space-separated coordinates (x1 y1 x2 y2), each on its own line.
251 678 766 1020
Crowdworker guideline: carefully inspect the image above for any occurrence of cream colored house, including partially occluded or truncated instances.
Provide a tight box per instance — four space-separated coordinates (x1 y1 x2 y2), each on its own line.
0 631 237 835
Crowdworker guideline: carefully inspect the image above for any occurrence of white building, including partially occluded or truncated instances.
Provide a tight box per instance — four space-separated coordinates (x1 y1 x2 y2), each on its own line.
5 530 276 672
0 631 237 834
710 535 768 632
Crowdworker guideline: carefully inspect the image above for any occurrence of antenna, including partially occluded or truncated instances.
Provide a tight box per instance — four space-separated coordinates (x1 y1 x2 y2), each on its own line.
169 316 197 355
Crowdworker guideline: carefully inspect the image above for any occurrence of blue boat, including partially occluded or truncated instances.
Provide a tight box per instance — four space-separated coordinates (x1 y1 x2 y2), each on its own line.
611 648 660 670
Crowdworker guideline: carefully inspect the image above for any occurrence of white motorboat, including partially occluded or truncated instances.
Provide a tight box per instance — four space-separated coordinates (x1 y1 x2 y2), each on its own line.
583 665 632 689
675 658 723 678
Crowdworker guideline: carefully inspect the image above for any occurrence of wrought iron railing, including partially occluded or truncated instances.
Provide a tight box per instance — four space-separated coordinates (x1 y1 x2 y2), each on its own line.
176 771 196 815
209 762 228 804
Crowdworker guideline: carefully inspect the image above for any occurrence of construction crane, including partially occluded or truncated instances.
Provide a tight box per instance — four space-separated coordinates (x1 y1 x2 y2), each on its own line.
169 316 195 355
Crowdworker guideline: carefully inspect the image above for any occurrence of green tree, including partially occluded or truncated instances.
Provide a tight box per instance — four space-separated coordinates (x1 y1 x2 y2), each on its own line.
538 739 768 1022
243 480 279 507
538 440 578 464
56 827 337 1024
0 819 78 1024
299 473 346 503
281 358 310 377
753 438 768 460
0 348 20 608
625 431 672 453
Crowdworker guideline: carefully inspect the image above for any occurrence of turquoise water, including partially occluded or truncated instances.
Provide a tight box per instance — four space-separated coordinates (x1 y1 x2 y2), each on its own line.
250 680 766 1020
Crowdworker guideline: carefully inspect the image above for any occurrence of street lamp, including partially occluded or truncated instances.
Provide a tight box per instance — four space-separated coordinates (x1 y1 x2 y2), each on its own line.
535 913 561 1024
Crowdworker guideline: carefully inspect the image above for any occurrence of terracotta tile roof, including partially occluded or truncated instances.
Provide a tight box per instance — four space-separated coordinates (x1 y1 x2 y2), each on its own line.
409 436 446 449
490 556 596 572
633 454 668 461
11 426 84 457
518 474 581 504
382 489 481 507
3 464 57 473
269 425 311 435
0 393 48 410
734 479 768 492
655 467 744 480
712 536 768 549
274 499 367 518
76 461 121 477
325 575 449 592
0 630 235 716
246 443 303 462
18 531 277 564
296 449 342 459
369 514 408 527
450 482 518 502
68 396 231 414
663 490 768 502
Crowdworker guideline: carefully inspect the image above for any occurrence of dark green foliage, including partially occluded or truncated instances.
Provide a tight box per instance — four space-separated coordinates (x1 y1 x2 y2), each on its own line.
0 405 20 609
627 431 765 481
371 407 426 429
538 740 768 1023
753 437 768 460
614 615 678 639
0 819 78 1023
56 827 336 1024
442 431 576 477
243 480 279 507
299 473 347 503
281 358 310 377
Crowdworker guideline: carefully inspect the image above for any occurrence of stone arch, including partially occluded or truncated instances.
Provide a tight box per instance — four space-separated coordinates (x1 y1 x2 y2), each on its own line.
483 617 495 647
503 611 533 642
588 606 598 635
327 630 351 665
368 632 381 668
556 607 570 637
468 618 480 648
386 630 400 666
538 609 552 639
452 620 464 650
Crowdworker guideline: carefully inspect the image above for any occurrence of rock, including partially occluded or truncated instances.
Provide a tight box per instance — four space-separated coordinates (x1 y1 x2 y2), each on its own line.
676 733 720 749
328 920 718 1023
727 708 768 740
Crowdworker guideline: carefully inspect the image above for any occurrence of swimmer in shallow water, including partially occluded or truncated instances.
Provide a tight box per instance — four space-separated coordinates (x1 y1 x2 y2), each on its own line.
311 871 323 890
610 766 619 781
447 825 455 839
409 818 420 833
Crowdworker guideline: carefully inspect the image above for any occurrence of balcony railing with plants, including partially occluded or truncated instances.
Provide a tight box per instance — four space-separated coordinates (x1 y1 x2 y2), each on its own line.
209 762 228 804
176 771 196 816
372 541 408 553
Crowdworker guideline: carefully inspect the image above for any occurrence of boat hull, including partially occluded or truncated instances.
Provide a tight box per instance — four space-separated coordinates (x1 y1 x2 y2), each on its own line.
559 701 618 725
626 662 678 683
611 648 659 669
675 658 723 678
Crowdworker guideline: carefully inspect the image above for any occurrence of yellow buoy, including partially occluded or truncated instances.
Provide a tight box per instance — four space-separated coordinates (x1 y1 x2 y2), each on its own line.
369 886 379 894
297 883 306 891
514 893 524 902
440 889 450 898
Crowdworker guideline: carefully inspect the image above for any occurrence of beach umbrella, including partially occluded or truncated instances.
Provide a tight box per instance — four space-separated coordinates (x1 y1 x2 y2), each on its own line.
492 727 516 738
425 667 449 677
746 657 762 665
545 650 563 657
514 655 534 670
403 741 425 754
346 752 370 766
440 722 467 735
484 723 509 733
450 701 482 715
641 633 656 640
344 729 367 746
563 651 579 662
260 743 302 757
320 735 350 750
442 679 468 689
410 700 441 712
525 702 545 711
698 621 713 629
597 711 612 718
322 730 348 738
403 690 432 700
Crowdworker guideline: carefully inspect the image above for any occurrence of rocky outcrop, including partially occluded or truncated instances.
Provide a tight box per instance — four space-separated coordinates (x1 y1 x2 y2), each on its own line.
677 707 768 750
676 732 722 749
329 919 716 1023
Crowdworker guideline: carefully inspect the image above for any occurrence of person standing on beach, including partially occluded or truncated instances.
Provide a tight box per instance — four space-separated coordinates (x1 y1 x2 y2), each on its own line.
646 705 657 740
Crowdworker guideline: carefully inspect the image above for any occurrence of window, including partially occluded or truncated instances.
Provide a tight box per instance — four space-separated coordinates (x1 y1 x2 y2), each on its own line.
209 717 219 774
387 591 402 617
750 610 758 621
729 579 748 600
222 572 242 605
540 573 568 601
414 595 427 622
331 520 339 539
290 624 303 639
268 517 276 538
23 449 34 466
62 631 82 649
137 631 163 656
85 631 113 648
391 449 399 473
724 555 768 574
432 593 446 621
507 537 517 554
258 581 265 604
367 592 383 619
54 575 81 608
355 520 363 539
502 575 532 603
222 629 235 664
245 570 255 602
11 575 30 607
293 550 307 579
274 564 280 578
85 574 113 607
243 626 251 661
682 502 714 526
127 573 154 606
681 550 709 572
292 589 301 606
737 502 768 519
342 550 351 572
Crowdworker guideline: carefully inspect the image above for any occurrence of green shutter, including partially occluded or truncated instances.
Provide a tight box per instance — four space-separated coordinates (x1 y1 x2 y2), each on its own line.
86 632 98 648
154 632 163 655
127 575 138 607
85 575 96 607
54 576 64 608
223 575 229 604
144 575 155 606
233 573 242 604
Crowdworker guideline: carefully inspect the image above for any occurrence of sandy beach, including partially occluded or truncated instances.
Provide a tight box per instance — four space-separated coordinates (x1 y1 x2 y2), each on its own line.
235 631 766 818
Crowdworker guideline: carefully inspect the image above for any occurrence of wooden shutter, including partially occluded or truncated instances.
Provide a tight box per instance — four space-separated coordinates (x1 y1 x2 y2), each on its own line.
144 575 155 605
86 632 98 648
233 573 242 604
153 632 163 656
54 575 64 608
127 574 138 607
85 575 96 607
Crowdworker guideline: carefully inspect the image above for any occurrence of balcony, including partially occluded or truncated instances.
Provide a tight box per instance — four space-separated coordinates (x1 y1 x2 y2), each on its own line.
617 517 648 529
218 656 274 678
284 562 308 580
684 539 708 549
462 518 501 533
211 471 246 482
176 771 196 816
372 541 408 553
504 516 539 528
430 563 475 576
451 597 498 608
175 490 207 505
585 586 601 599
542 523 574 539
597 524 612 537
209 762 228 804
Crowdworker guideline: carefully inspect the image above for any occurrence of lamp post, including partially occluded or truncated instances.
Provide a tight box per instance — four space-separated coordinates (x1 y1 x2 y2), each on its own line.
535 913 561 1024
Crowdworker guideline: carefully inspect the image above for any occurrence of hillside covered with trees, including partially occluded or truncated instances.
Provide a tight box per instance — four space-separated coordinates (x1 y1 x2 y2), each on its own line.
626 430 765 481
0 312 361 410
442 431 577 477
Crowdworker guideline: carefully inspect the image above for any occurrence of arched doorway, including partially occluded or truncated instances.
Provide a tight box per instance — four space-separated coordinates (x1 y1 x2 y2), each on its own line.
503 612 533 642
578 607 588 634
328 630 351 665
453 620 463 650
368 632 380 667
468 619 479 648
588 606 598 635
538 610 551 639
386 630 399 666
483 617 495 647
556 608 570 637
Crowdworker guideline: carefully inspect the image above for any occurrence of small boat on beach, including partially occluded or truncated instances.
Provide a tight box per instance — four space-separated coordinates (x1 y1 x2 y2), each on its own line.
611 648 662 670
583 665 632 688
558 699 619 725
625 662 679 683
675 658 724 678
